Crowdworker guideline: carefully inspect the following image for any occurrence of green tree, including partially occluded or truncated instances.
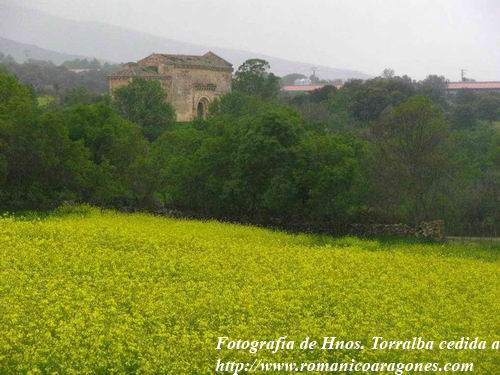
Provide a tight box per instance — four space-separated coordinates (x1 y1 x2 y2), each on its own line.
294 133 367 226
370 96 451 224
344 76 415 122
113 78 176 141
150 127 205 209
381 68 395 79
475 94 500 123
61 87 104 106
60 103 150 206
448 125 500 234
152 98 305 220
233 59 280 99
450 104 477 129
418 75 448 108
0 71 91 209
231 108 302 218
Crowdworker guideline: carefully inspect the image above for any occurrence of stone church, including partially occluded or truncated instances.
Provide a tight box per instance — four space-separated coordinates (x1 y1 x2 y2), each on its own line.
108 52 233 122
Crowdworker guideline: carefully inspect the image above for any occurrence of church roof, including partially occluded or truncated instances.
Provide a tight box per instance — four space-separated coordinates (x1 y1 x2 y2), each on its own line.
107 63 168 79
139 51 233 70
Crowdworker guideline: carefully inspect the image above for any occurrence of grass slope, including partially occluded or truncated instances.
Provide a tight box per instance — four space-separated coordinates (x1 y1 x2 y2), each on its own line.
0 207 498 373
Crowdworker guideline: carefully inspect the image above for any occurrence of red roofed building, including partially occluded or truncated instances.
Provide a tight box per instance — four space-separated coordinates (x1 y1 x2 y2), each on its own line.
446 81 500 93
282 84 327 92
282 81 500 94
281 83 343 93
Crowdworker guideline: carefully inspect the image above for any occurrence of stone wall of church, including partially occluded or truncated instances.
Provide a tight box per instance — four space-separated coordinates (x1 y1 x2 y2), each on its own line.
108 77 132 95
168 67 232 122
109 61 232 122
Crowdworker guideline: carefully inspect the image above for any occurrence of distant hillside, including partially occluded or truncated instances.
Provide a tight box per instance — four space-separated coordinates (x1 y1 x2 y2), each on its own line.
0 37 92 65
0 4 371 80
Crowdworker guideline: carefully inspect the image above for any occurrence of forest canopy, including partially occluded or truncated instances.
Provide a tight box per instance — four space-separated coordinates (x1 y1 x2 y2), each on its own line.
0 58 499 235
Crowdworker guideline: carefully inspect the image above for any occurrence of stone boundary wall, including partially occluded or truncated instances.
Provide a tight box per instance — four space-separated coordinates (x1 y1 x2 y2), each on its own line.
349 220 445 241
149 207 446 241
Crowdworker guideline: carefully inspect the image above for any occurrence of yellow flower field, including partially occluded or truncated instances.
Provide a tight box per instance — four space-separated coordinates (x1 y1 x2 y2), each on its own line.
0 207 498 373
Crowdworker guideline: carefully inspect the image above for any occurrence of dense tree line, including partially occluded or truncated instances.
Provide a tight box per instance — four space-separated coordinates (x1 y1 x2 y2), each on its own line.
282 73 500 234
0 54 119 98
62 58 117 71
0 60 498 235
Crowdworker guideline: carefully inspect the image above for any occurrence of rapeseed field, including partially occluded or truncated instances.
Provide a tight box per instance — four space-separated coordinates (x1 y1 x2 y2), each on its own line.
0 207 498 373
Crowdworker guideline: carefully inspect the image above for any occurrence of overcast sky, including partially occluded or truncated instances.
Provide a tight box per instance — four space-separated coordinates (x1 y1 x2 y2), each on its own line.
6 0 500 80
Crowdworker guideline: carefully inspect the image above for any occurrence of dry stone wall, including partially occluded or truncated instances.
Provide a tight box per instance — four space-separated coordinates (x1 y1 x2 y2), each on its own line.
349 220 445 241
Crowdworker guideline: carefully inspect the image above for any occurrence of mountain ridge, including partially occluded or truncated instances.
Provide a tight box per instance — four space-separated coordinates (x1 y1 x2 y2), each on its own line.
0 3 371 80
0 36 91 64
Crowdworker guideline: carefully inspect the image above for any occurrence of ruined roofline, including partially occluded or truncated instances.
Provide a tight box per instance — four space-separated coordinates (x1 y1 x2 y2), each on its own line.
137 51 233 71
107 63 172 80
203 51 233 68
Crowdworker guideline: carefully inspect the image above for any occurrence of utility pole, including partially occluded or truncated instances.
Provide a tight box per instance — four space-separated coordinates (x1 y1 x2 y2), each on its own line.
311 67 318 83
461 69 467 82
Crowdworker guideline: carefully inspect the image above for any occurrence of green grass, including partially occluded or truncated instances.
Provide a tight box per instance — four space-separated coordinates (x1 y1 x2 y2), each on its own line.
0 207 498 373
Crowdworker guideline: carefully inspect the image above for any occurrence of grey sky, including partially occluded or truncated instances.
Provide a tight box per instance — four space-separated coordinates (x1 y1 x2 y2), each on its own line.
6 0 500 80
